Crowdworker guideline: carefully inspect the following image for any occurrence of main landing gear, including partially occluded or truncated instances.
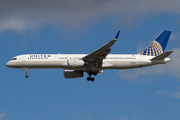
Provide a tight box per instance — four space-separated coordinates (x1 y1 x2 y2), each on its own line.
87 71 97 82
23 68 29 78
87 77 95 82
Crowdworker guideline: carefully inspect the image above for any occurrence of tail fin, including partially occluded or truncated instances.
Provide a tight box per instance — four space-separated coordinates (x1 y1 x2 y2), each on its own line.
141 30 171 56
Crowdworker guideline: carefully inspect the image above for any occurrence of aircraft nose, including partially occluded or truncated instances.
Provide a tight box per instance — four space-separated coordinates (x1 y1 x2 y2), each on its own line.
6 61 11 67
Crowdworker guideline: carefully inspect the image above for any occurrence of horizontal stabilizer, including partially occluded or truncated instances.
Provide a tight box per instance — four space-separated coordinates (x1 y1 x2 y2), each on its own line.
151 51 173 61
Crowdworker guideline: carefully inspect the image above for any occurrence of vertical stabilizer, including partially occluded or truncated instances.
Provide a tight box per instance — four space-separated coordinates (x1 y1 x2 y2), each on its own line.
141 31 171 56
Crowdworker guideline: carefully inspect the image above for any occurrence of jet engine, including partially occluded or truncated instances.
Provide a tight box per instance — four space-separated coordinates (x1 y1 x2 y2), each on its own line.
67 59 84 67
63 70 84 78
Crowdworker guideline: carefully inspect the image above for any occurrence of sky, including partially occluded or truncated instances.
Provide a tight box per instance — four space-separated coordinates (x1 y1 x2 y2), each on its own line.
1 0 180 120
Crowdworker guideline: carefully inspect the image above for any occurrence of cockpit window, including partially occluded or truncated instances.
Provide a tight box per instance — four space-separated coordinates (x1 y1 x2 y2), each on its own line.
11 58 17 60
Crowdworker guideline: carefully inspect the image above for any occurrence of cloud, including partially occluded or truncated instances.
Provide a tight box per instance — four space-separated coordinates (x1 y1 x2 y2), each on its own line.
79 110 94 120
119 116 131 120
171 91 180 99
1 0 180 32
118 64 168 81
155 91 171 96
118 68 150 81
118 47 180 81
0 113 6 120
107 110 144 120
156 89 180 99
118 110 143 120
166 48 180 78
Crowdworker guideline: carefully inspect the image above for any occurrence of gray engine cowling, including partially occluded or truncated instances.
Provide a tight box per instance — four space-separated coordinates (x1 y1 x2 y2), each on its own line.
63 70 84 78
67 59 84 67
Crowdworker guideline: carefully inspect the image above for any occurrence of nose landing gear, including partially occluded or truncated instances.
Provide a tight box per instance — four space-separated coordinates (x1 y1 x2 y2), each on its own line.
23 68 29 78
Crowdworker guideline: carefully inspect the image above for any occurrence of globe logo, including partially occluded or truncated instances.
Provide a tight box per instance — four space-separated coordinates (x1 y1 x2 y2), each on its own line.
141 41 163 56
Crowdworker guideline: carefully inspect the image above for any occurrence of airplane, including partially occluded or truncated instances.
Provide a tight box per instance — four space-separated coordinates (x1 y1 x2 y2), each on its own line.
6 30 173 82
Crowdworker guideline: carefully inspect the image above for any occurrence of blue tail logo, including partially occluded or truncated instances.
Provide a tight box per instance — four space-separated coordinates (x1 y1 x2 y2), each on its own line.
141 30 171 56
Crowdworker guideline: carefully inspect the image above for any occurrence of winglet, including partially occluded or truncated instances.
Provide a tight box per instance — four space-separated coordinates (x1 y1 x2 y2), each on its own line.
114 30 120 40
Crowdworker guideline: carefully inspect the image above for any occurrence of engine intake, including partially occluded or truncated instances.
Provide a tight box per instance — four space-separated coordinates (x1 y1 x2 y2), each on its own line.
63 70 83 78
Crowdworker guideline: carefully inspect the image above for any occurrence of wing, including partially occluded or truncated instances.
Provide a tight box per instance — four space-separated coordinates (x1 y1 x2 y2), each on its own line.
82 30 120 68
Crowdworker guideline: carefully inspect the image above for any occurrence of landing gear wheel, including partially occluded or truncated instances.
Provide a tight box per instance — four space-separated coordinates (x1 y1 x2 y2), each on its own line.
91 77 95 82
87 77 91 81
23 68 29 78
25 74 29 78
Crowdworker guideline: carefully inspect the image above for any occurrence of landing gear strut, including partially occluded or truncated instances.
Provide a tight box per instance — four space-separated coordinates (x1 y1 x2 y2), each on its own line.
23 68 29 78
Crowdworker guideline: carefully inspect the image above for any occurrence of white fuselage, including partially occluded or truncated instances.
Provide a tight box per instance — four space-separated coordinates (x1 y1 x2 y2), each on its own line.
5 30 172 80
6 54 171 70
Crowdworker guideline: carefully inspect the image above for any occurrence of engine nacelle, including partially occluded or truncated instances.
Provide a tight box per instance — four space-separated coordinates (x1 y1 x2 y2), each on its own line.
63 70 84 78
67 59 84 67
